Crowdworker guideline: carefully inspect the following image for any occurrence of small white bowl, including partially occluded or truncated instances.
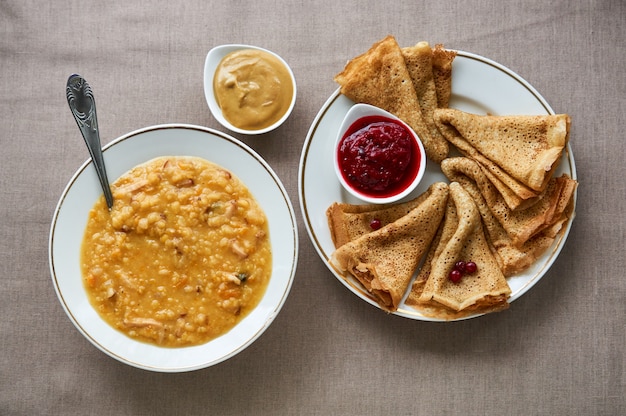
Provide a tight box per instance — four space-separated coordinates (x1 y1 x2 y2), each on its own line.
204 44 297 135
334 103 426 204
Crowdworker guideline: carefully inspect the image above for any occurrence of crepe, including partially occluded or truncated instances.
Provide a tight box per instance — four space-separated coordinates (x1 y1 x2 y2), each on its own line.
489 217 571 277
329 182 449 311
327 193 429 249
431 44 457 108
439 158 576 275
402 41 449 162
334 35 442 162
441 157 578 247
433 108 571 201
406 182 511 317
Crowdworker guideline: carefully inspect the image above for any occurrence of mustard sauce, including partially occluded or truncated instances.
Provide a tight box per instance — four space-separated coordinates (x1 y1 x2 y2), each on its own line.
213 49 294 131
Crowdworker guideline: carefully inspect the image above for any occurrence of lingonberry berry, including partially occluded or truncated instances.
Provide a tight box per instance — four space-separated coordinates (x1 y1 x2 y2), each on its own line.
369 218 382 230
449 269 462 283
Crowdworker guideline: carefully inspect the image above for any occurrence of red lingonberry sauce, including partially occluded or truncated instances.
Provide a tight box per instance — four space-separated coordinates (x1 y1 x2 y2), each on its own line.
337 115 421 198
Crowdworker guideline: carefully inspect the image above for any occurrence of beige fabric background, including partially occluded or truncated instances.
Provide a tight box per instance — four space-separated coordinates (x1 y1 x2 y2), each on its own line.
1 0 624 415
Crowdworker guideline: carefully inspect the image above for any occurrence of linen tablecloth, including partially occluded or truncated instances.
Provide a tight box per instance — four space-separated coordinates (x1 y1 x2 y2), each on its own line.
1 1 624 414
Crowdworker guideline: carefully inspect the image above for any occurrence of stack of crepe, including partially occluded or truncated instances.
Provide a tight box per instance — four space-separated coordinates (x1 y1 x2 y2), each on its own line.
440 157 576 276
327 35 577 318
334 35 456 163
433 109 573 209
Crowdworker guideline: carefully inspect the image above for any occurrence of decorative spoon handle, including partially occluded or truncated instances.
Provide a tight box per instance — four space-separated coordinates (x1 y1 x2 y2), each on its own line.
66 74 114 209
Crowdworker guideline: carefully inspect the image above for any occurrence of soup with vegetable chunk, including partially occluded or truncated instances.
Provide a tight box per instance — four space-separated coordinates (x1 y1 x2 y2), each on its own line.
81 156 272 347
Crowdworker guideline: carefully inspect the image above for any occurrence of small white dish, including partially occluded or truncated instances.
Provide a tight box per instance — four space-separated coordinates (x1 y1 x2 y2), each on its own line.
333 103 427 204
203 44 297 135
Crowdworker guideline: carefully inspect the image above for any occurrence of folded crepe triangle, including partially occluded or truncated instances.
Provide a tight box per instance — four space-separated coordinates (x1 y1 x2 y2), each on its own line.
326 192 429 249
434 108 570 206
329 182 449 311
401 41 449 162
407 182 511 318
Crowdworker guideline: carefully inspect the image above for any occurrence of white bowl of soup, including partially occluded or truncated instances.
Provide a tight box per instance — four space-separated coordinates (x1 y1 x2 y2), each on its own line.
49 124 298 372
204 44 297 135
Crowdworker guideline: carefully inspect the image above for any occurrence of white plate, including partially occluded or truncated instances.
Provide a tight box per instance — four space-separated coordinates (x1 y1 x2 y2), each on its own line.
298 51 577 321
49 124 298 371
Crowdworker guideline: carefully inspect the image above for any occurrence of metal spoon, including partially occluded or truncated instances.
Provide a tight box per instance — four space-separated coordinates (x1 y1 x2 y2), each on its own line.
66 74 114 209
